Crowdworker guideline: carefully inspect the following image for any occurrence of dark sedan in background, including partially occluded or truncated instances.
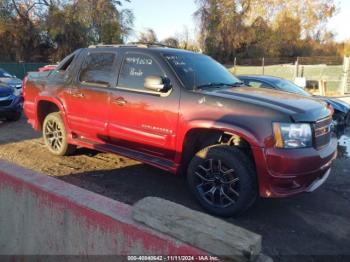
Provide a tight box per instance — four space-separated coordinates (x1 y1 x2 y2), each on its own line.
239 75 350 134
0 68 23 95
0 83 23 121
0 68 23 121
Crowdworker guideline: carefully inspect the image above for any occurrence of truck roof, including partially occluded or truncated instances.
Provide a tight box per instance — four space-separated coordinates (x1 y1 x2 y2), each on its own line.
86 43 197 55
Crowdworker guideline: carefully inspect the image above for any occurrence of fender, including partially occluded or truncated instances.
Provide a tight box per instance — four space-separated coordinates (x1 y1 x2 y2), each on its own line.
174 119 263 165
34 95 72 141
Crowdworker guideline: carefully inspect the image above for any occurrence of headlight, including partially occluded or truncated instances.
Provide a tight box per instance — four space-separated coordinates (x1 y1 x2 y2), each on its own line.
273 123 312 148
12 88 21 96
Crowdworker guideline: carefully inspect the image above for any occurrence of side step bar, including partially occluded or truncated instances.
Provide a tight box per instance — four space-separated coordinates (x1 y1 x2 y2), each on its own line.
75 137 177 172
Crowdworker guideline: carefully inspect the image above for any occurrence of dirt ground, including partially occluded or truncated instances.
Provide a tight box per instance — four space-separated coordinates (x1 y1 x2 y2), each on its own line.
0 115 349 261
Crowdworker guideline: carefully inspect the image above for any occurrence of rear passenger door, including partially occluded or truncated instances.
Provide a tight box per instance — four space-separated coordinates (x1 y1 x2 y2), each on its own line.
107 52 180 159
65 51 117 141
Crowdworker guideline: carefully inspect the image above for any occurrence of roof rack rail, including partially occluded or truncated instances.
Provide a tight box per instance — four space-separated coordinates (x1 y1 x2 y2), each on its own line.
88 42 175 49
88 44 135 48
128 42 174 48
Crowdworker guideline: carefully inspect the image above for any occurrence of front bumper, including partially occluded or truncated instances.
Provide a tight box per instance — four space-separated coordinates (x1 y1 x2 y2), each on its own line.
255 134 337 198
0 95 23 116
305 168 331 193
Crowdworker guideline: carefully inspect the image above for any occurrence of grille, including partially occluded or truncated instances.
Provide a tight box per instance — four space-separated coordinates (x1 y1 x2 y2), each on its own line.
0 99 13 107
314 116 332 149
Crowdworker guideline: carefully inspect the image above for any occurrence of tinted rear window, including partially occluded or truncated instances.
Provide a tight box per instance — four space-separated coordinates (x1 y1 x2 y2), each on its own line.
79 52 116 87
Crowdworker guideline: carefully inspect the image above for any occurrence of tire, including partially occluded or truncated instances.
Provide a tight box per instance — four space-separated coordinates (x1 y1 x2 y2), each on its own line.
42 112 76 156
6 111 21 122
187 145 257 217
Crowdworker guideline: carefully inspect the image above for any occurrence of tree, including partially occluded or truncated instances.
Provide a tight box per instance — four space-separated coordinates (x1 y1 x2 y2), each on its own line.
344 41 350 56
46 4 89 61
247 0 337 40
195 0 253 62
138 28 158 43
194 0 339 61
175 26 190 49
162 37 179 48
0 0 50 61
0 0 134 62
244 16 274 57
271 10 302 57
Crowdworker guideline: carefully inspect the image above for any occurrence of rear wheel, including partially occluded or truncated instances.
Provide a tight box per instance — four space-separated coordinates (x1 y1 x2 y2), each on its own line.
187 145 257 217
43 112 76 156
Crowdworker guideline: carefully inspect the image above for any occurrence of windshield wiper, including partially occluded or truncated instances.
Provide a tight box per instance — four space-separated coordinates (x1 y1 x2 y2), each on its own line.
196 82 245 89
230 82 245 87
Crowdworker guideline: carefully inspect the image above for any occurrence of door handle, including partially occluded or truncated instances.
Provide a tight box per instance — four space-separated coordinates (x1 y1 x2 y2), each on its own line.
68 90 84 98
71 92 84 98
112 97 127 106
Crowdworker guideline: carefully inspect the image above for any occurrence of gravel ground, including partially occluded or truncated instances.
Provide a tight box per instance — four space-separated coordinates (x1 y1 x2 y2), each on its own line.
0 115 349 261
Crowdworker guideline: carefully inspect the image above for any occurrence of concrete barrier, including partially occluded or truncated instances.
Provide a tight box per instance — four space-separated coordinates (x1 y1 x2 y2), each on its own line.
133 197 262 262
0 160 204 256
0 160 270 261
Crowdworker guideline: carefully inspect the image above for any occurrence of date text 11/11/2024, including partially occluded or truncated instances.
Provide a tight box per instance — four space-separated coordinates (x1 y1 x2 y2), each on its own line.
127 255 220 261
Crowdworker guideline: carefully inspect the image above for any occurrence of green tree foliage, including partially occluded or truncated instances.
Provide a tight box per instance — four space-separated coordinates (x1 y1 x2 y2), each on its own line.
195 0 339 62
0 0 134 62
247 0 337 39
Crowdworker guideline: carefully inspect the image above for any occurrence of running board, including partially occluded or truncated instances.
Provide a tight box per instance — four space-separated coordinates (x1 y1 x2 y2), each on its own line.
75 137 177 172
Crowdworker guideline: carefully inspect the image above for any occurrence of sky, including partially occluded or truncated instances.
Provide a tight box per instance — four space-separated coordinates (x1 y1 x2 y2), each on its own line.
327 0 350 42
123 0 350 43
123 0 197 42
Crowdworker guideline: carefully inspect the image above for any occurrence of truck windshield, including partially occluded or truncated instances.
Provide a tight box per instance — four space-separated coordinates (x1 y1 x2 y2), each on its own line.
164 53 241 90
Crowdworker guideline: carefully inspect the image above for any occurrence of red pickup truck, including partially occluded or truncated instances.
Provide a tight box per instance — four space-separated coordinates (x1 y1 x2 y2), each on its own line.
23 44 337 216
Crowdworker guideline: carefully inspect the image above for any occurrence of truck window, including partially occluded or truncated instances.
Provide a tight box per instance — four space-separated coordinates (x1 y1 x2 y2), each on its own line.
79 52 116 87
118 54 164 91
48 53 76 78
60 55 74 71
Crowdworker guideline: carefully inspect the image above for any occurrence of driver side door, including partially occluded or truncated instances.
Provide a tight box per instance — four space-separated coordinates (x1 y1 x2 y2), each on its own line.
107 52 180 159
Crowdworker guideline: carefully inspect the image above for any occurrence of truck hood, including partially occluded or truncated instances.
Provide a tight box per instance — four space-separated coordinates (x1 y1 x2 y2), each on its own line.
201 87 330 122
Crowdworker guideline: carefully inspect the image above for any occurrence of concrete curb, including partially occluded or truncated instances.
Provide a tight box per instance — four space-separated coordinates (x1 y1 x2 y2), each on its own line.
0 160 272 261
0 160 204 255
133 197 262 262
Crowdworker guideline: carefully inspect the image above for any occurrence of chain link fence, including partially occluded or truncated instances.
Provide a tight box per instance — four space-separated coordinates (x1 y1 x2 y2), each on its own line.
0 63 48 79
227 56 349 96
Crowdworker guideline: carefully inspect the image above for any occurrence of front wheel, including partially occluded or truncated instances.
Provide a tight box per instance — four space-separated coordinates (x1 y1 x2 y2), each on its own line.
187 145 257 217
43 112 76 156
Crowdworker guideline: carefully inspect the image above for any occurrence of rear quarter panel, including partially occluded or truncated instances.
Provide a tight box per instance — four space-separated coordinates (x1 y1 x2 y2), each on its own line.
24 72 65 130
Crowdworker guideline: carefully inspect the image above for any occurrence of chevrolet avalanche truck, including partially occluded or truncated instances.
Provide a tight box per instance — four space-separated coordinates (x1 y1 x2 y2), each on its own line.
23 44 338 216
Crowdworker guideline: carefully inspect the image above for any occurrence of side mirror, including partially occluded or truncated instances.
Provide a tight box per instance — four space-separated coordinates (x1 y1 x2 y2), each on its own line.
144 76 171 92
